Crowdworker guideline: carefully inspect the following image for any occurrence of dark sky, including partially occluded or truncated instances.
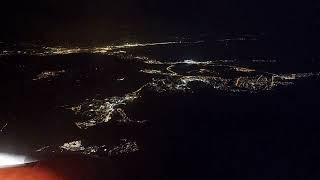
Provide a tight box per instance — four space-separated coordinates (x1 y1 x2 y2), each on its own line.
0 0 317 41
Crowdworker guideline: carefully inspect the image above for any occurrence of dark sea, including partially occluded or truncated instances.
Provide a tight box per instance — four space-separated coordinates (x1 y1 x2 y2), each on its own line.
0 33 320 179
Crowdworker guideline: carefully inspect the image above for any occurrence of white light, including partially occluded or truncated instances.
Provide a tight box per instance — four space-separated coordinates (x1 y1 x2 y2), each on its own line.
0 153 34 168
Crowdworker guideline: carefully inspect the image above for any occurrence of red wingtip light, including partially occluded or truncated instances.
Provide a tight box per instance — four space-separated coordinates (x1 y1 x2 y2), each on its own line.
0 153 98 180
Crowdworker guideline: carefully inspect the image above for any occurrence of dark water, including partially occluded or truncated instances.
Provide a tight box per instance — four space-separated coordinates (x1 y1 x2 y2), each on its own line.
0 34 320 179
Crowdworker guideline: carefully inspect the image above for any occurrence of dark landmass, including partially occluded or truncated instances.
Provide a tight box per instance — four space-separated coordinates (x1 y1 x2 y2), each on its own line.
0 49 320 179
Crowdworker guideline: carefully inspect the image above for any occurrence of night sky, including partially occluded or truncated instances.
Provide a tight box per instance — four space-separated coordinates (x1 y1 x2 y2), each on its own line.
0 0 318 41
